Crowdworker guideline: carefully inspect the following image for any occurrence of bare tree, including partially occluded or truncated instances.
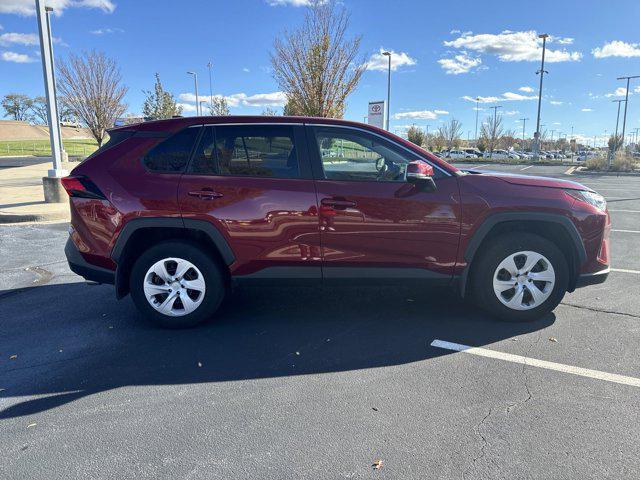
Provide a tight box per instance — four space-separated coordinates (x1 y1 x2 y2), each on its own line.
479 115 504 153
270 0 364 118
209 96 230 116
30 96 48 125
498 129 518 150
57 51 128 146
438 118 463 149
261 107 280 116
406 125 425 146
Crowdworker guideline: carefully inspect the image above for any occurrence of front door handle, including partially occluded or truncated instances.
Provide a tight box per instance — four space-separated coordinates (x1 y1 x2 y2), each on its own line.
188 189 223 200
321 198 357 210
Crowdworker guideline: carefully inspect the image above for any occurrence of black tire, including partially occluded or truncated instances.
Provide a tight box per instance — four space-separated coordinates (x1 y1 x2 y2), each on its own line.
470 232 569 322
130 241 226 328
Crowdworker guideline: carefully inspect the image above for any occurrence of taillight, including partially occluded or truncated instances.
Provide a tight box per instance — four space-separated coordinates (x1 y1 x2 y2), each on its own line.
61 175 106 200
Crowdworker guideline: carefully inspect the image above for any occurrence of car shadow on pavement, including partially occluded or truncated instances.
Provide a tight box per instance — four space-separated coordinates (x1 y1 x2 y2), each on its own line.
0 282 554 420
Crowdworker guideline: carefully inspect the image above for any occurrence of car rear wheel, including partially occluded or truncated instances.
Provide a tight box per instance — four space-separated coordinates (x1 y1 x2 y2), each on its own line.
471 233 569 322
130 241 226 328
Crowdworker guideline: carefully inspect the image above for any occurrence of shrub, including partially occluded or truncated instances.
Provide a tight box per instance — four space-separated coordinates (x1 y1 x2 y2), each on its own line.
585 156 607 170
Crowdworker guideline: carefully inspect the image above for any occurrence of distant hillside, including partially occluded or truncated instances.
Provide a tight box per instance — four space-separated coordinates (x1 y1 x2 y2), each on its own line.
0 120 93 141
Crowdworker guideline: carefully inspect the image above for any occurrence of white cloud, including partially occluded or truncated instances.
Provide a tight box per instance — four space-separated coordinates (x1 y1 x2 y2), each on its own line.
1 50 36 63
502 91 537 101
554 36 574 45
0 32 37 46
444 30 582 63
242 67 250 73
605 86 629 98
518 86 534 93
552 122 562 125
549 100 563 105
0 0 116 16
463 91 537 103
90 27 123 35
179 91 287 108
593 41 640 58
438 53 481 75
581 108 593 112
503 110 519 116
365 48 417 72
393 109 449 120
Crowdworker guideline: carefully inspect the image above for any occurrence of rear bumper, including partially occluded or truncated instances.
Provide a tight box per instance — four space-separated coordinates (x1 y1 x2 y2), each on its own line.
575 267 609 288
65 238 115 285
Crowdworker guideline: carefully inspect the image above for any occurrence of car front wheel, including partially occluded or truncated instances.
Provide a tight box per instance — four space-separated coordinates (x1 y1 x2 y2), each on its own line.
130 241 226 328
471 233 569 322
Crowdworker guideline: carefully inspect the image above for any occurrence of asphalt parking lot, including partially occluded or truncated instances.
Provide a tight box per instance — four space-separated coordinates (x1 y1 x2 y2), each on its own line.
1 164 639 479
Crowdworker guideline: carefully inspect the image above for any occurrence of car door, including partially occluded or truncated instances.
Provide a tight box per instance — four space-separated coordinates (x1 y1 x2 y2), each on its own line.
307 125 462 283
178 123 322 280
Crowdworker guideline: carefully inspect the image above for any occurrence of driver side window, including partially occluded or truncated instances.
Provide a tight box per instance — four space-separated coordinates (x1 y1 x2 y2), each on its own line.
314 128 412 182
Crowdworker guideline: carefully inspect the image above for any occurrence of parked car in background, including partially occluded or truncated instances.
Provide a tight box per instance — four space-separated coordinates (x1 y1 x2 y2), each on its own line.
464 148 482 158
483 149 520 160
447 149 471 159
63 116 610 328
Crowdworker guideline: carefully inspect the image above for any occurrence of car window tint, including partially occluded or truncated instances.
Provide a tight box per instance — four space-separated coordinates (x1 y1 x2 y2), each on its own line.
315 128 411 182
190 125 299 178
143 127 200 173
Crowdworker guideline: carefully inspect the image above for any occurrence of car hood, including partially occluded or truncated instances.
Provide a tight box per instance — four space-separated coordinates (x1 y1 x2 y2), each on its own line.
463 169 593 192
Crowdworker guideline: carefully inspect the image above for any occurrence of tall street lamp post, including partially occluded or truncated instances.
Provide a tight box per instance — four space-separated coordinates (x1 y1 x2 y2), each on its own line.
533 33 549 161
187 71 200 116
382 51 391 131
488 105 502 159
474 97 480 145
617 75 640 151
36 0 66 203
520 117 529 149
207 61 214 113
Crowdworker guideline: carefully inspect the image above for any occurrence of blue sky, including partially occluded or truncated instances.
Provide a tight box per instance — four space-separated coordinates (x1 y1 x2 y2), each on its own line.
1 0 640 146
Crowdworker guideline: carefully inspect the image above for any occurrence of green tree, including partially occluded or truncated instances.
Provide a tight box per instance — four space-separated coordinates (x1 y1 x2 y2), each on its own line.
209 96 230 116
30 96 49 125
1 93 33 121
406 125 425 146
142 73 182 119
270 0 364 118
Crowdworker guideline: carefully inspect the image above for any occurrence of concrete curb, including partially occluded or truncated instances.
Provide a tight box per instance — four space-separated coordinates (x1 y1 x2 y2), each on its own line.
576 169 640 177
0 209 69 224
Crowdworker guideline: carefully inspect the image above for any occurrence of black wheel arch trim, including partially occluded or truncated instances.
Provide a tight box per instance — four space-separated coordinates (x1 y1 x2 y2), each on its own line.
459 211 587 297
111 217 235 298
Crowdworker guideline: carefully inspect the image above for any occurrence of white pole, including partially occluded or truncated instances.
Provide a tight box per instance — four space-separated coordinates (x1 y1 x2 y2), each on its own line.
36 0 65 177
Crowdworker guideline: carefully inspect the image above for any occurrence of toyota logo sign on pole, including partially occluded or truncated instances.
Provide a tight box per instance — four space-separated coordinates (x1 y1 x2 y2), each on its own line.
368 101 386 129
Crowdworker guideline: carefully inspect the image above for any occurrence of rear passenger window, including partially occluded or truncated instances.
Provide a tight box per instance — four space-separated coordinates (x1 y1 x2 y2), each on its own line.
143 127 200 173
190 125 299 178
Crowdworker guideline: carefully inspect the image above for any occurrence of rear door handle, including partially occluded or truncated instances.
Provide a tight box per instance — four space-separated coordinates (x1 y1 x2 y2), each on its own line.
188 190 223 200
321 198 357 209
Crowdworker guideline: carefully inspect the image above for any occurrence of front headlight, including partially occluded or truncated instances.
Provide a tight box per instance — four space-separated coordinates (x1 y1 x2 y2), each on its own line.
568 190 607 211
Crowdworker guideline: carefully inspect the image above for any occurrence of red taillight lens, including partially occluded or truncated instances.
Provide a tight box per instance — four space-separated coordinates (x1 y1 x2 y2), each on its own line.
61 175 105 199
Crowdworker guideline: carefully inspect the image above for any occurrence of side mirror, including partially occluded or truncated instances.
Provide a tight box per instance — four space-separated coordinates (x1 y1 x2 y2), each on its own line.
406 160 437 192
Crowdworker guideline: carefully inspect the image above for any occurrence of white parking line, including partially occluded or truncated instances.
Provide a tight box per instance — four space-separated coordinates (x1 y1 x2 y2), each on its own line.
612 268 640 274
609 209 640 213
430 339 640 388
611 229 640 234
520 165 533 171
564 167 576 175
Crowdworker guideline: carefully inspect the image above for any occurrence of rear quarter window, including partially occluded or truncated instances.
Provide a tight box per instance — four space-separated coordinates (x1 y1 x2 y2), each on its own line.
142 127 200 173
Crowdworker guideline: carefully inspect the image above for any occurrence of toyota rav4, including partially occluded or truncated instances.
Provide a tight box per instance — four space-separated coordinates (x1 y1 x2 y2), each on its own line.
63 116 610 328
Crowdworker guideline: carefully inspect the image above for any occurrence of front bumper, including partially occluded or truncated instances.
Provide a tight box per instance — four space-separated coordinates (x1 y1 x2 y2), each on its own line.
575 267 609 288
65 238 115 285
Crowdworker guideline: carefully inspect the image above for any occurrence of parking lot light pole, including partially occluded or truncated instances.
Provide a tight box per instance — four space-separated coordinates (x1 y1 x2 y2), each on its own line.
207 61 213 113
382 51 391 130
187 71 200 116
474 97 480 145
520 117 529 149
611 99 626 164
36 0 67 203
489 105 502 159
617 75 640 152
534 33 549 162
44 6 66 162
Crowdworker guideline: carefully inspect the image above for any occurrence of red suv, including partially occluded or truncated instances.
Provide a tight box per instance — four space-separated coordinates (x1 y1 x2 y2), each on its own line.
63 116 610 328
